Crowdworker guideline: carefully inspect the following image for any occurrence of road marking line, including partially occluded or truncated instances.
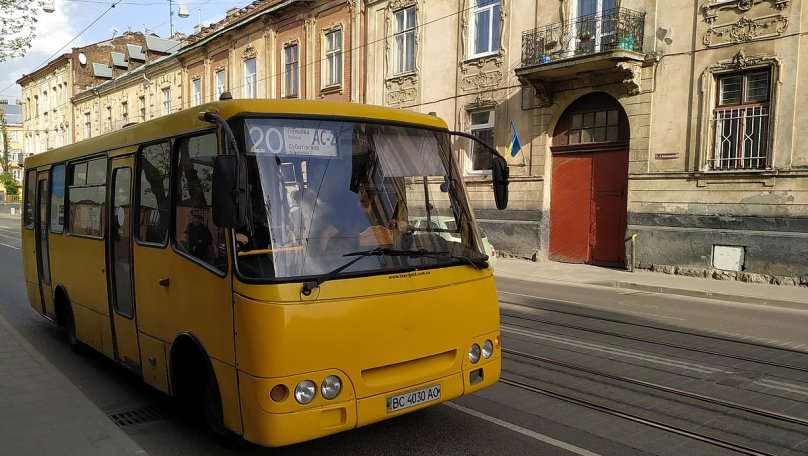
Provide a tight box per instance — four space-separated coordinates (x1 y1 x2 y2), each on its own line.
0 242 20 250
754 378 808 395
444 402 602 456
499 292 686 321
502 326 721 374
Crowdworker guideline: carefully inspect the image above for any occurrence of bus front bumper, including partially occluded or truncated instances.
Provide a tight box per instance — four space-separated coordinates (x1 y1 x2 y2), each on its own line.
238 361 499 448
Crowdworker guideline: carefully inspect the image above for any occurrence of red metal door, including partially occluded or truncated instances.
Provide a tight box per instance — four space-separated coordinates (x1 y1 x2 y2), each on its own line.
549 153 593 263
590 150 629 266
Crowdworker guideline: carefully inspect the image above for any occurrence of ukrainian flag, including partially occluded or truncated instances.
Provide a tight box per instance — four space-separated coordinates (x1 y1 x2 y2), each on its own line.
506 121 522 158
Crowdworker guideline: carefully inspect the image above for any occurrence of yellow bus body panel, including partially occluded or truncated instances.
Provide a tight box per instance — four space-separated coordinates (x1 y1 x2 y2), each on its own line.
20 98 502 448
233 267 501 446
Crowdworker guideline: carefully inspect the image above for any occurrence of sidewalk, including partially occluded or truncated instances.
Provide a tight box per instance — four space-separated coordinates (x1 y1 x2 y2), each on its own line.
0 315 147 456
494 258 808 310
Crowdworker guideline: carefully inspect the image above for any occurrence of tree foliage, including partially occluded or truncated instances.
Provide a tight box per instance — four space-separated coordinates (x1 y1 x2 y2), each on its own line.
0 0 42 62
0 172 19 196
0 107 9 173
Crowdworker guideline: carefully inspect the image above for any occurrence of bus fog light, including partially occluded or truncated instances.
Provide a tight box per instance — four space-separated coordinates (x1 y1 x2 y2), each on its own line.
270 384 288 402
294 380 316 404
468 343 481 364
321 375 342 400
482 339 493 359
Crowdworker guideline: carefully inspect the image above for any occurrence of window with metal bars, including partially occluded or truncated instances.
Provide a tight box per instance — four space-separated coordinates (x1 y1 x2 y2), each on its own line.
711 70 771 170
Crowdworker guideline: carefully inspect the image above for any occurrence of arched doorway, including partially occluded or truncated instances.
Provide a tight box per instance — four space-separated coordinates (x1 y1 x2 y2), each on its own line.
549 92 629 267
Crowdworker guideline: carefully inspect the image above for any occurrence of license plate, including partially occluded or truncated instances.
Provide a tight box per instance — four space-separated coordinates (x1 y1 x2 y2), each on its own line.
386 384 441 413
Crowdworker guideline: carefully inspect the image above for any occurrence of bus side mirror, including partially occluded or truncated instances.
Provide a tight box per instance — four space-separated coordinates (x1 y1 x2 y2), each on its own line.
492 155 509 210
212 155 248 228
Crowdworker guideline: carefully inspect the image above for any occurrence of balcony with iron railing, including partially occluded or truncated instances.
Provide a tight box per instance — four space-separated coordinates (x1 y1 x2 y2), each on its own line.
516 8 648 103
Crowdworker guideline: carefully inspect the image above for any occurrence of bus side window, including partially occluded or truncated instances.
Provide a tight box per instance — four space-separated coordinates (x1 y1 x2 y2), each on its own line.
24 170 36 229
50 164 66 233
173 133 226 272
137 142 171 245
67 157 106 238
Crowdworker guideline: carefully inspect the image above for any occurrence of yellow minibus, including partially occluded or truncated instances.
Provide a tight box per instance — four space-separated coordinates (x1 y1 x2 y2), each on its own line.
21 98 509 446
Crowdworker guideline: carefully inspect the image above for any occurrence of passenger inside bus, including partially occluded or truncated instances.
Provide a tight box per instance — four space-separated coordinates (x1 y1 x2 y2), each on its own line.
184 213 213 260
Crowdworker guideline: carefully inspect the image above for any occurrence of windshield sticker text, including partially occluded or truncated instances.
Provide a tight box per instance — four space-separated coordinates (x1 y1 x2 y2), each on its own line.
388 271 431 280
247 125 339 157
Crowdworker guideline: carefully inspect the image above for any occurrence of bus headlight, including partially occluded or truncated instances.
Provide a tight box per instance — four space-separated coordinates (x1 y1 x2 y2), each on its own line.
321 375 342 400
294 380 316 404
468 343 481 364
482 339 494 359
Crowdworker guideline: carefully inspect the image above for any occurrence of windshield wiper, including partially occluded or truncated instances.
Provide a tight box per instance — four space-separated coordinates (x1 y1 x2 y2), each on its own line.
300 247 487 295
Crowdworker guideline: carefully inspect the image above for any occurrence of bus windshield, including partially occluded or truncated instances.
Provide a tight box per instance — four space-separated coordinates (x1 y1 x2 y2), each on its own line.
236 118 487 280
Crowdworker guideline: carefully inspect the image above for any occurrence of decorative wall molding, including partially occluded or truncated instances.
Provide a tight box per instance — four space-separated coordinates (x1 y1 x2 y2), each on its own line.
463 94 497 112
517 76 552 107
385 73 418 105
460 69 505 91
386 87 417 105
460 53 504 74
702 0 789 24
242 44 257 61
617 62 642 96
705 50 781 73
703 14 788 47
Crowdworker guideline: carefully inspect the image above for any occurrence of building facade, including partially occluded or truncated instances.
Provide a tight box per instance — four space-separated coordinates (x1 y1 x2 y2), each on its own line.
16 32 165 153
515 0 808 279
68 0 362 141
0 100 25 196
16 0 808 280
365 0 543 259
367 0 807 279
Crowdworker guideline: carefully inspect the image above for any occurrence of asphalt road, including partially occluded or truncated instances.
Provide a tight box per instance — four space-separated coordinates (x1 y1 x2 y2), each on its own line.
2 214 807 455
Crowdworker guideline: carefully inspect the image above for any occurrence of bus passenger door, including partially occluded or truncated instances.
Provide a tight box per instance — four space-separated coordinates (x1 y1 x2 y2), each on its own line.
106 157 141 373
35 172 53 317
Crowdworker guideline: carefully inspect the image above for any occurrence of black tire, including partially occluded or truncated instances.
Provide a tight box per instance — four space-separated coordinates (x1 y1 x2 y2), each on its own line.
200 371 244 448
202 372 226 435
65 305 85 354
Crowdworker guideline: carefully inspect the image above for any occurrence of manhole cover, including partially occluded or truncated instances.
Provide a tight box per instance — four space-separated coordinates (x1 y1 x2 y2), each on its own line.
108 404 167 427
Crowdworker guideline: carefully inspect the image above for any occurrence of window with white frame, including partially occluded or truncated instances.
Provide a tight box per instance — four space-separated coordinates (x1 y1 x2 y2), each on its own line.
324 29 342 86
162 87 171 115
284 44 299 98
393 6 416 75
244 59 257 99
12 168 21 181
469 0 500 58
192 79 202 106
468 110 495 172
215 69 226 100
711 70 771 170
84 112 92 139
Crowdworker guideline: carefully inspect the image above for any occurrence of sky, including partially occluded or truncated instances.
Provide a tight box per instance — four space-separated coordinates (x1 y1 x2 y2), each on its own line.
0 0 243 102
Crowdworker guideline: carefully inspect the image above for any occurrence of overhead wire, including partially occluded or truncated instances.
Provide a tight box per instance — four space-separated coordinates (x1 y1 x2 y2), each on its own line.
15 0 500 123
0 0 124 98
15 1 808 132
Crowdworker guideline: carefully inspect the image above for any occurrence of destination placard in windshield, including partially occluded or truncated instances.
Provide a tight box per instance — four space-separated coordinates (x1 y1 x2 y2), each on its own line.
244 119 352 157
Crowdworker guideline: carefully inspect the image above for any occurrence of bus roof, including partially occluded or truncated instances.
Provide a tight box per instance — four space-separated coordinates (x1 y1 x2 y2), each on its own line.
24 99 449 169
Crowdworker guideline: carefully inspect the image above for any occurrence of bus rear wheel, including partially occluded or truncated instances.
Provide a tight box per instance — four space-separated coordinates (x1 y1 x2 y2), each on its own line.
64 305 84 354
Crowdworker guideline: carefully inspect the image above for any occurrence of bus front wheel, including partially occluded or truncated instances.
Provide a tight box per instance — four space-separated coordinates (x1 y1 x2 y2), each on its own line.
202 372 226 437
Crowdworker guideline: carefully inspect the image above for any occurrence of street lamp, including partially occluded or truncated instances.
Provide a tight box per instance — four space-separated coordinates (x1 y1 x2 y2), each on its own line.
169 0 190 37
43 1 55 13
